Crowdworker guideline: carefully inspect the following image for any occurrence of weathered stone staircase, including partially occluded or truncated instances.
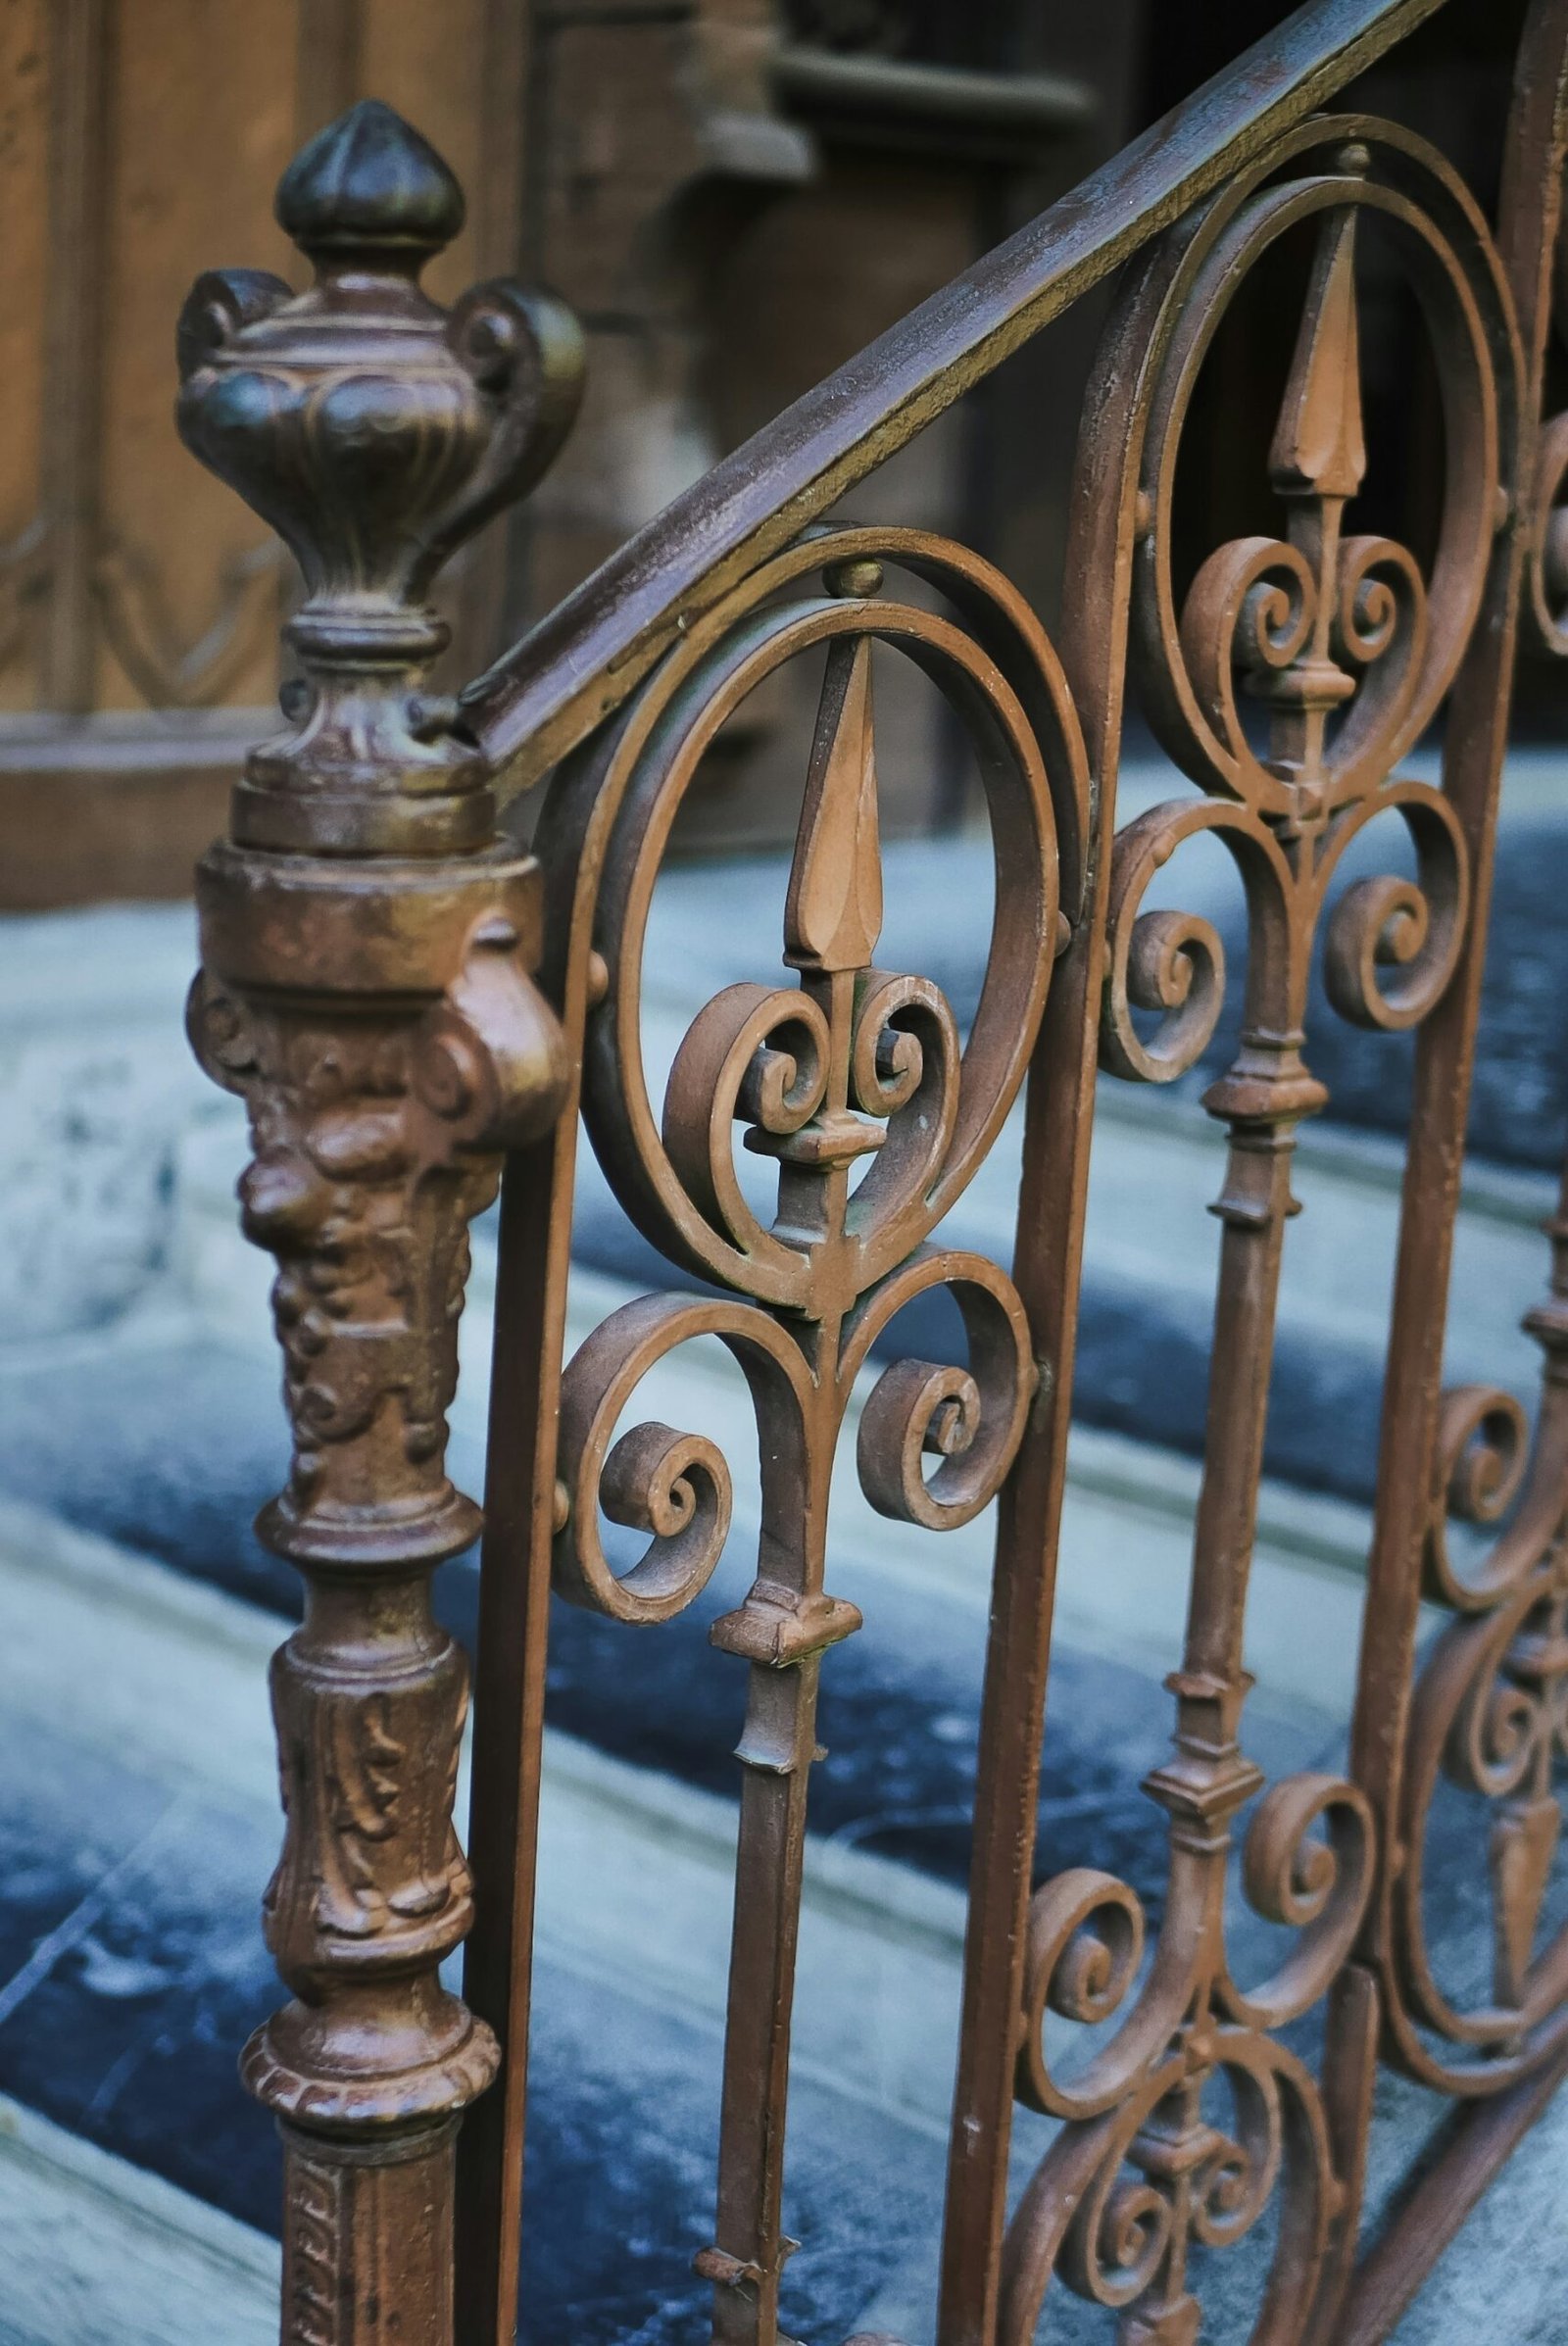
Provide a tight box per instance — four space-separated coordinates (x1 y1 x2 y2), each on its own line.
2 761 1566 2343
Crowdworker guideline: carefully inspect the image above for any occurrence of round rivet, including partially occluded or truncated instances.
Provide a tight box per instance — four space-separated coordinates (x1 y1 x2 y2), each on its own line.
824 556 885 599
586 949 611 1006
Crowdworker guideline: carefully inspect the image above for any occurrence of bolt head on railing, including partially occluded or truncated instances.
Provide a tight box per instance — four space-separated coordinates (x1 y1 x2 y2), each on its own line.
176 99 585 855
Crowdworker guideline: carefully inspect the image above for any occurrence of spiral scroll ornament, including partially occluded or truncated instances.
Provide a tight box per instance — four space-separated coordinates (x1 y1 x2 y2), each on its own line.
535 526 1085 2344
1004 119 1518 2344
1102 128 1502 1102
1528 411 1568 655
1378 1192 1568 2095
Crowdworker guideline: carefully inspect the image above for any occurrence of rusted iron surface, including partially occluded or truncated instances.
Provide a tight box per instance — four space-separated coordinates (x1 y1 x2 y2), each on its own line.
175 3 1568 2343
984 94 1528 2346
532 530 1080 2346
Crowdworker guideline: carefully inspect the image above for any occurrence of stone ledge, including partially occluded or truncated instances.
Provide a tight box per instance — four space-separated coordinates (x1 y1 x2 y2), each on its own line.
0 2091 277 2346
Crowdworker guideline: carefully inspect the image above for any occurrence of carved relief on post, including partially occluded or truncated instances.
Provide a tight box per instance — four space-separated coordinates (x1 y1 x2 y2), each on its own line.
177 100 581 2345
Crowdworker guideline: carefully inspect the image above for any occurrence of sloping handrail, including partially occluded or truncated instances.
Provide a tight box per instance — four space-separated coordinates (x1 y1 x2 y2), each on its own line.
463 0 1447 790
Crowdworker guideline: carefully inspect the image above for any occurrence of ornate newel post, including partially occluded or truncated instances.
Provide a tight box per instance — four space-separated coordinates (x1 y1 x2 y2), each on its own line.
177 103 582 2344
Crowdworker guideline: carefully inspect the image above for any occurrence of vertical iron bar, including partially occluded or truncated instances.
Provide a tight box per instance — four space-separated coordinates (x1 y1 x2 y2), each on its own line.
458 1106 584 2346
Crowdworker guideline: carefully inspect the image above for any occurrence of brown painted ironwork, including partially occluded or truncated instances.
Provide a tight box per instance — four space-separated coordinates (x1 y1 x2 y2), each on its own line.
175 3 1568 2343
178 99 578 2345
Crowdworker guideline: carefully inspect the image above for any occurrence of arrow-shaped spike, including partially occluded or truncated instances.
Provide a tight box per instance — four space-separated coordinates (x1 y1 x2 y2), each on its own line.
1491 1793 1560 2010
1269 206 1366 502
785 634 883 974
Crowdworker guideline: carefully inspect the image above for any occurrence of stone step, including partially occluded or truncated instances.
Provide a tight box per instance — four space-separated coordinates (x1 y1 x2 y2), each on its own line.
2 777 1564 2335
0 1499 966 2343
0 2093 276 2346
0 1499 1563 2343
2 786 1560 1510
0 1246 1362 1897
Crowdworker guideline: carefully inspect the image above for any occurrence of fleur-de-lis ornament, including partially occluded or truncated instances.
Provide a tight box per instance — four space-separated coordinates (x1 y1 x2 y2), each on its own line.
542 524 1075 2344
1003 123 1507 2346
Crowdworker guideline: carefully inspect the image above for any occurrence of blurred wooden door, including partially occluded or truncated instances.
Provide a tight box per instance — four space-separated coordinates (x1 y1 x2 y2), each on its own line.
0 0 526 907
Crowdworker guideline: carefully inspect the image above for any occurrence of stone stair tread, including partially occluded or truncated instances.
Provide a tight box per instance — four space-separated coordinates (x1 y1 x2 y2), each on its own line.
2 780 1564 2335
1 1501 1565 2342
5 882 1558 1514
0 2093 277 2346
0 1330 1338 1901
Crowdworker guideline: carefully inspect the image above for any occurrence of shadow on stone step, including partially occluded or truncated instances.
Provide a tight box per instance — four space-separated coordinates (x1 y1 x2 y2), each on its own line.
0 1705 951 2346
0 1338 1330 1906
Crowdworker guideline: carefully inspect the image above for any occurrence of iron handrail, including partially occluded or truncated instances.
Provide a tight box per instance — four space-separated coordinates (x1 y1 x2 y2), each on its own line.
463 0 1447 791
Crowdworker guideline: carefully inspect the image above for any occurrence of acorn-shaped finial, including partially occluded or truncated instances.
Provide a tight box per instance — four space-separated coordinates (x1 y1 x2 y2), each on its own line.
276 99 465 269
177 98 583 856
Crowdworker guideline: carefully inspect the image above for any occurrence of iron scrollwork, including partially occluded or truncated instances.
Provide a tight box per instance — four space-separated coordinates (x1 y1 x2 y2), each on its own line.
177 100 579 2346
1385 1313 1568 2093
1401 233 1568 2093
539 525 1086 2345
172 8 1568 2342
1000 121 1521 2346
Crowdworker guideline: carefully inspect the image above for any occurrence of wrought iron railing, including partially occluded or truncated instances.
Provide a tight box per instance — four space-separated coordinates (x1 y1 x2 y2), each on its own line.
174 3 1568 2340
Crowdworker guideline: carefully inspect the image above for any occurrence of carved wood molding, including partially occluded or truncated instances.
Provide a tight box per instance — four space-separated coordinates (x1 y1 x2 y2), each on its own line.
93 534 285 709
0 517 51 676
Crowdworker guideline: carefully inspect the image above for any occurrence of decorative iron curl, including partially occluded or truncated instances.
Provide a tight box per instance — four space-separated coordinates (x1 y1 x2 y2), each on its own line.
1379 1359 1568 2093
530 525 1086 2333
1098 774 1470 1091
1330 533 1430 764
1424 1382 1534 1611
556 525 1076 1310
1222 1772 1373 2032
1000 2031 1336 2346
662 982 833 1257
1130 118 1509 820
1058 2129 1175 2313
1013 1774 1371 2135
1014 1869 1159 2125
1098 795 1290 1086
553 1291 811 1625
845 1246 1035 1534
1093 119 1501 1126
1388 1574 1568 2089
1179 533 1318 784
1318 778 1470 1032
847 968 961 1204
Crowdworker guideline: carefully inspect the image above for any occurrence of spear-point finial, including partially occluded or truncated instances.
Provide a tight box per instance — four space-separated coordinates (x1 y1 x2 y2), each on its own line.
1269 204 1366 504
785 635 885 974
